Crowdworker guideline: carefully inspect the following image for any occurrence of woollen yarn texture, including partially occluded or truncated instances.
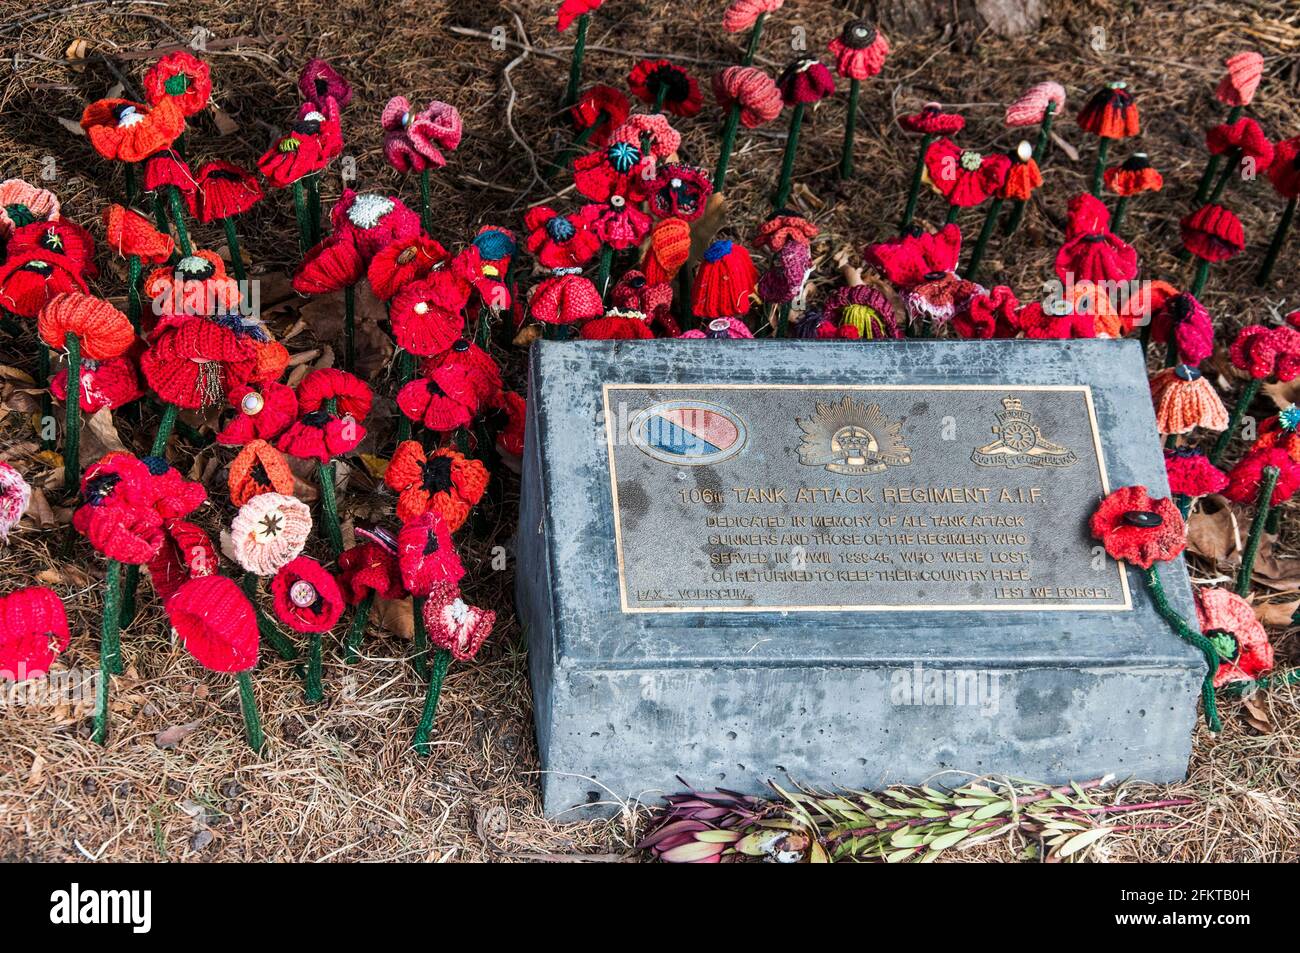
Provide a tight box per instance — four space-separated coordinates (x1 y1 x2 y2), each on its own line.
228 492 312 576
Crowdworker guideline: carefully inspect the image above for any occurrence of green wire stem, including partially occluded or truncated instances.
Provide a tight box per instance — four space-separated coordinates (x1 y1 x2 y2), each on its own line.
412 648 452 756
1145 565 1221 733
1236 466 1280 597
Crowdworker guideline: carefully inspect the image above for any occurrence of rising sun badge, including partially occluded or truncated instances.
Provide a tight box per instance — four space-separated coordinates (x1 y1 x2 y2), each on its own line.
796 396 911 474
970 396 1077 469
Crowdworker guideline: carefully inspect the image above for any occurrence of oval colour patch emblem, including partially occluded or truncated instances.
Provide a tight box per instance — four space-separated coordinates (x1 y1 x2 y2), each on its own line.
629 400 747 466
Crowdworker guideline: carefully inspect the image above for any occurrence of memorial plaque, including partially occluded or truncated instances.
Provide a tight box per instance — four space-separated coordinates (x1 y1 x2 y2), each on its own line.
517 340 1204 818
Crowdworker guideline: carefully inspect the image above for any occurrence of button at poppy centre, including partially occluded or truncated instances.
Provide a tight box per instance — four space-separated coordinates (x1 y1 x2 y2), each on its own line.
516 339 1205 818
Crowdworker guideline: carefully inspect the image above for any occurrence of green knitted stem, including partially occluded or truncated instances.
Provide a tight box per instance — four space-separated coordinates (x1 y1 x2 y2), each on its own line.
596 245 614 301
166 186 192 257
776 302 792 339
1003 103 1056 237
1089 137 1110 197
900 135 933 232
1111 196 1129 236
1221 667 1300 697
63 333 81 493
475 307 491 349
965 198 1004 282
741 12 765 66
126 255 143 332
344 591 375 663
237 671 264 753
1236 466 1279 598
343 283 356 373
125 162 139 207
412 595 428 678
1207 151 1238 204
241 572 297 661
714 104 742 194
838 79 861 181
1189 258 1211 298
119 563 139 635
1193 106 1240 204
1175 493 1192 520
150 402 178 457
652 84 668 114
1145 565 1221 733
292 180 311 256
772 104 804 210
395 349 415 444
305 634 324 703
153 189 170 238
562 14 590 109
1265 506 1281 535
1256 198 1296 287
944 204 960 225
222 217 247 284
1209 377 1260 467
37 343 53 450
420 168 433 237
306 173 322 245
318 461 343 557
93 560 122 746
412 648 452 756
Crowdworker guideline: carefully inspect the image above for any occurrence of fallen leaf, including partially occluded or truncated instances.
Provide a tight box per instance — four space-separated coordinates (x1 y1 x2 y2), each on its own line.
79 407 126 462
28 753 45 786
35 569 64 585
1263 378 1300 412
22 488 57 529
1241 694 1273 734
1185 496 1243 565
58 116 86 138
1253 597 1300 627
155 720 204 749
358 453 389 480
65 38 89 59
211 107 239 137
375 596 414 640
512 325 542 348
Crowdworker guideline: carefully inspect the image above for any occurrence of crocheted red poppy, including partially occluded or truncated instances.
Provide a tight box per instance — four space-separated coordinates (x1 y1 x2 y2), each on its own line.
277 407 366 464
1206 117 1274 168
899 104 964 136
757 242 811 305
143 250 242 317
84 503 165 565
419 339 502 404
292 237 366 295
228 439 295 506
1195 587 1273 688
1255 405 1300 462
1076 82 1139 139
1055 209 1138 286
1012 286 1119 340
642 217 691 285
300 98 344 158
924 140 1011 207
385 441 489 528
103 204 174 264
692 240 758 319
390 272 468 356
1215 51 1263 109
147 519 216 603
396 511 466 596
38 293 135 361
1230 325 1300 381
864 224 962 290
610 271 676 332
1103 153 1163 197
530 272 603 325
51 354 143 413
1180 204 1245 263
143 51 212 116
1089 486 1185 569
824 284 901 340
0 586 69 680
580 309 656 340
271 556 344 633
8 220 97 274
628 59 703 118
169 575 258 673
367 236 450 301
190 161 263 223
1164 447 1228 499
1266 137 1300 200
258 129 329 188
647 165 713 222
954 285 1019 340
98 454 207 522
828 20 889 81
80 97 184 162
495 391 527 462
338 540 405 603
579 198 653 251
217 382 298 446
712 67 783 129
524 206 600 270
297 368 373 421
453 244 512 312
423 582 495 662
1149 293 1214 365
299 58 353 108
0 253 89 318
143 151 197 197
570 84 630 147
557 0 603 31
755 214 818 251
396 366 481 432
776 59 835 106
1224 448 1300 507
330 190 421 262
142 317 258 409
572 142 651 203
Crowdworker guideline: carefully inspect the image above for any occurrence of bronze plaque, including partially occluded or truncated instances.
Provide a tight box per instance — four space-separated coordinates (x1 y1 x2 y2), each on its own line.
603 384 1131 614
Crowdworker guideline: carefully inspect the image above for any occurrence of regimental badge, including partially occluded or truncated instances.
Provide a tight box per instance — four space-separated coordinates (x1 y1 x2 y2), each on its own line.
796 396 911 474
629 400 748 466
971 396 1077 469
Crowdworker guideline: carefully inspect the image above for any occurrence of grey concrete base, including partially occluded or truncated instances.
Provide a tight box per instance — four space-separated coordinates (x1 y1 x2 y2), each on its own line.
516 340 1204 818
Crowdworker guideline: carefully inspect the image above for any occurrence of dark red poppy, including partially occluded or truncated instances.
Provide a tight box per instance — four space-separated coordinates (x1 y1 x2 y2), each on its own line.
775 59 835 106
338 540 406 604
1055 194 1138 285
1150 292 1213 365
191 160 263 222
1266 136 1300 200
570 84 629 147
1206 117 1274 168
1164 447 1228 499
141 316 258 409
1076 82 1139 139
147 519 216 603
299 58 353 108
396 511 466 596
1089 486 1185 568
610 270 676 333
495 391 526 463
1224 448 1300 507
143 151 197 197
271 556 344 633
627 59 702 118
953 285 1019 339
1180 203 1245 263
647 164 713 222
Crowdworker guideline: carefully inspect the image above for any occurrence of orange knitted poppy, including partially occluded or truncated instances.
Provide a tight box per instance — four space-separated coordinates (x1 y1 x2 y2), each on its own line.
999 157 1043 201
1103 154 1163 197
103 204 175 264
249 340 289 384
80 97 185 163
384 440 489 529
1150 366 1229 435
37 293 135 361
642 217 691 284
228 439 295 506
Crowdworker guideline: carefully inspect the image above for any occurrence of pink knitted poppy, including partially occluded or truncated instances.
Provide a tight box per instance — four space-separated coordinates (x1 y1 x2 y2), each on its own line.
1230 325 1300 381
1215 51 1264 108
381 97 463 174
712 67 782 128
228 492 312 576
827 21 889 81
0 461 30 541
1150 293 1214 365
610 114 681 160
423 582 495 662
1164 448 1228 499
722 0 782 33
397 511 466 596
1005 82 1066 127
679 317 754 340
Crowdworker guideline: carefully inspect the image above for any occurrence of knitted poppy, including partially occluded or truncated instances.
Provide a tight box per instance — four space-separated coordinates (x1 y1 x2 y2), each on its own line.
712 67 782 130
366 236 448 302
168 575 259 673
628 59 702 118
864 224 962 290
570 85 630 147
1055 194 1138 286
80 97 184 162
1195 587 1273 688
1230 324 1300 381
0 178 60 238
692 240 757 319
228 440 295 506
339 540 405 604
217 382 297 446
1255 404 1300 462
0 252 87 318
84 503 164 565
37 293 134 361
1103 153 1163 197
295 98 345 160
824 284 901 340
423 582 495 662
1004 82 1066 127
258 127 329 188
1150 365 1229 435
142 150 197 199
277 408 366 464
495 391 527 463
573 143 651 205
390 271 468 355
453 244 511 312
1076 82 1139 139
1090 486 1185 569
1266 137 1300 200
190 161 263 223
8 220 97 274
385 441 488 528
647 165 712 222
250 339 289 384
827 20 889 81
299 58 353 108
0 461 31 541
297 368 373 420
953 285 1018 340
74 451 150 511
642 217 691 284
103 204 174 264
923 139 1011 208
396 366 482 432
580 308 655 340
1149 293 1213 365
899 103 964 136
144 251 242 317
998 145 1043 201
1180 204 1245 263
330 190 422 262
904 274 983 328
228 492 312 576
474 226 514 272
757 242 811 305
1013 287 1117 340
142 317 257 409
610 271 676 332
381 97 463 173
143 50 212 116
396 511 466 596
292 236 366 295
557 0 603 31
51 354 143 413
147 519 216 603
419 338 502 404
530 271 603 325
722 0 782 32
138 456 208 521
755 214 817 251
1224 448 1300 507
1206 117 1274 169
1164 447 1229 499
1216 51 1264 108
679 316 754 340
271 556 344 633
0 586 69 680
775 59 835 106
524 206 599 270
580 197 653 251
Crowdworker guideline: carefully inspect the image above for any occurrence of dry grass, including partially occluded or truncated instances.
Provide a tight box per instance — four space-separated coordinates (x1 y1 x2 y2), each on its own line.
0 0 1298 861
